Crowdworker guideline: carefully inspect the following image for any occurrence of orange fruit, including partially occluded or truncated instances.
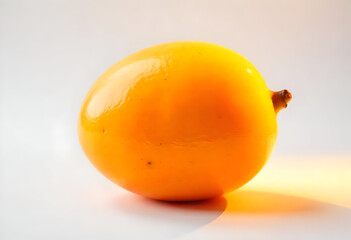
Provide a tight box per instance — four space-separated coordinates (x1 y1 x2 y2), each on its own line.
78 41 291 201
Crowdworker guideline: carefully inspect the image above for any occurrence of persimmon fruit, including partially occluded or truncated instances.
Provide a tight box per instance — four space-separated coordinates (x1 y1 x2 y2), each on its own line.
78 41 292 201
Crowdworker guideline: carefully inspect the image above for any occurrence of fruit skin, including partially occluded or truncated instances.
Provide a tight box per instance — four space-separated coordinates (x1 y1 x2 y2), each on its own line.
78 41 278 201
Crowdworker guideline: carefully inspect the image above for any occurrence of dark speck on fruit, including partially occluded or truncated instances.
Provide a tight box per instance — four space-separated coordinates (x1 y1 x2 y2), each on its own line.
147 161 152 165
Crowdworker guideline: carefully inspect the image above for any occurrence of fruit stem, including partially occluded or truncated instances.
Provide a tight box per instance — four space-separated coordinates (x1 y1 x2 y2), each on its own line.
270 89 292 114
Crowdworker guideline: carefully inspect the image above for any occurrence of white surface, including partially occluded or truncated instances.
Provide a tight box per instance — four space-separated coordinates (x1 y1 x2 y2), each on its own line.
1 0 351 239
1 154 351 240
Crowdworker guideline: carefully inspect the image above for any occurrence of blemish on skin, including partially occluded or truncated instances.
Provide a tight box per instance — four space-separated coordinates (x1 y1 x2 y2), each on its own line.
147 161 152 165
102 128 106 134
159 142 162 146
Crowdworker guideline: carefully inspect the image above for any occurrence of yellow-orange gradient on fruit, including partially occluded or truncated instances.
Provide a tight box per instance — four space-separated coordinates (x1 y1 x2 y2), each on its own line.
78 41 291 201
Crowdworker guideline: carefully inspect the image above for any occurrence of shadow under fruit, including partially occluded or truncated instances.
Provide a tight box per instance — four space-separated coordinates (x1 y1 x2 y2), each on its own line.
78 41 292 201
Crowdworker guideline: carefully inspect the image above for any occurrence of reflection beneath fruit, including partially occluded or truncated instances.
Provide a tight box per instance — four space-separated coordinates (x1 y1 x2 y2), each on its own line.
112 189 331 239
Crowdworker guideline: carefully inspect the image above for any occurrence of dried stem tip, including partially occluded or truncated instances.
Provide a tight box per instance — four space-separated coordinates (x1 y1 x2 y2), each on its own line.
271 89 292 114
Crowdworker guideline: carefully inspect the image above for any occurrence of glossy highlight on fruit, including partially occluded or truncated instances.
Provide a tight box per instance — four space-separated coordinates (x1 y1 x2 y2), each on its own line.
78 41 292 201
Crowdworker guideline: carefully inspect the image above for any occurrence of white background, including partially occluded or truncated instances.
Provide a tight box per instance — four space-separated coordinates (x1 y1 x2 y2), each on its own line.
1 0 350 239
